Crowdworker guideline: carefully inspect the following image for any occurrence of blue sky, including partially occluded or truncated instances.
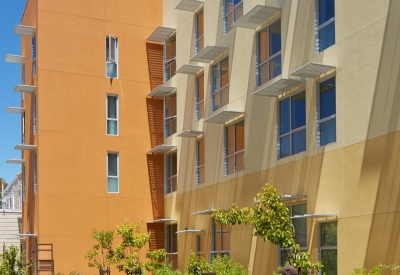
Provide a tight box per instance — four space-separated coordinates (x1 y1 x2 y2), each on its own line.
0 1 27 183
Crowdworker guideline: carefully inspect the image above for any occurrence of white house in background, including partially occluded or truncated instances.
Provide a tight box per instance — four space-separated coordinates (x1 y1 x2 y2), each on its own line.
1 171 22 211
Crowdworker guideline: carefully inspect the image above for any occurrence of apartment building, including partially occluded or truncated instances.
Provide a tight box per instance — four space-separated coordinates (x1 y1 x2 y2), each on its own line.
5 0 163 274
145 0 400 274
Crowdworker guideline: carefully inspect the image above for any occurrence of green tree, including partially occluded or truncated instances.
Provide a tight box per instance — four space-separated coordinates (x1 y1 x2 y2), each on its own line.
212 183 323 275
84 229 115 272
184 251 212 275
0 245 32 275
114 220 166 275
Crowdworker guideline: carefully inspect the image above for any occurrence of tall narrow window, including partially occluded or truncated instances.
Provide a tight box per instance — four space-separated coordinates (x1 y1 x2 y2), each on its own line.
316 0 335 52
107 153 119 193
164 36 176 82
195 74 204 120
165 152 177 194
318 77 336 146
22 113 25 144
223 0 243 34
33 151 37 193
196 139 205 184
225 120 244 175
257 19 282 86
164 94 177 138
107 95 118 135
22 164 26 202
33 93 37 135
32 35 36 77
21 63 25 100
212 57 229 112
106 36 118 78
211 219 230 259
166 224 178 269
278 91 306 158
196 235 205 258
195 10 204 54
279 203 307 265
320 222 337 275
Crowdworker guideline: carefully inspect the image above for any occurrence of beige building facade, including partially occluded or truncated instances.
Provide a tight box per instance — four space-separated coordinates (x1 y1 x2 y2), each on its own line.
145 0 400 274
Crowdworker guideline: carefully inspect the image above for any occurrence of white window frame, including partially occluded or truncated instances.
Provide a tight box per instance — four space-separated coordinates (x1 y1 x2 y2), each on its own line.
164 93 177 138
319 221 338 275
224 120 245 176
211 56 229 112
33 151 37 193
256 18 282 86
223 0 243 34
106 95 119 136
107 152 119 193
195 9 204 54
165 152 177 194
164 35 177 82
317 75 336 147
106 36 118 78
277 90 307 159
278 203 307 266
33 92 37 135
195 74 204 121
196 138 205 184
315 0 335 53
32 35 36 77
165 223 178 269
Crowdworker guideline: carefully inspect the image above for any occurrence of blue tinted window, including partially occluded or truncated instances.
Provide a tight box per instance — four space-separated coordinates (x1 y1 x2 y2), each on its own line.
319 23 335 52
280 98 290 135
291 91 306 129
319 0 335 25
320 78 336 119
270 20 281 55
320 119 336 146
32 36 36 60
234 0 242 5
280 136 290 158
271 55 282 79
292 129 306 154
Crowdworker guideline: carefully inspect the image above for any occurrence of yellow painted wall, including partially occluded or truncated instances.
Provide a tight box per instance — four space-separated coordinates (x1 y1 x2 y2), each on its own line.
21 0 163 273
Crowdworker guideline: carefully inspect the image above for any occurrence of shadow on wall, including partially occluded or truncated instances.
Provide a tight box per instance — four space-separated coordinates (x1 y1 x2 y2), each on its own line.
362 0 400 267
146 154 164 221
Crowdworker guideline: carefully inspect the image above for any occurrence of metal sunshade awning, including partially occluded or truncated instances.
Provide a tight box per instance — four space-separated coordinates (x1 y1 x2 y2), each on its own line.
177 130 204 138
175 0 203 11
281 195 306 201
190 209 216 215
147 26 176 42
14 144 36 151
204 111 244 124
6 107 24 114
291 213 337 219
176 64 204 75
289 62 336 78
14 25 36 36
6 159 25 164
148 144 177 154
191 46 229 63
5 54 24 64
14 84 36 93
147 85 176 97
147 219 177 223
234 5 280 29
177 229 205 233
251 77 305 97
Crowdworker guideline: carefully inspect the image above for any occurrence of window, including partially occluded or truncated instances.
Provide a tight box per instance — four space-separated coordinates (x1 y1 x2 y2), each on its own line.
33 93 37 135
195 10 204 54
106 36 118 78
164 94 177 138
22 113 25 144
196 235 206 258
320 222 337 275
164 35 176 82
165 152 177 194
223 0 243 34
279 203 307 266
318 77 336 146
257 19 282 86
212 57 229 112
196 139 205 184
107 95 118 135
195 74 204 120
225 120 244 175
278 91 306 158
166 224 178 269
21 63 25 100
316 0 335 52
107 153 119 193
211 219 230 260
22 164 26 202
32 35 36 77
33 151 37 193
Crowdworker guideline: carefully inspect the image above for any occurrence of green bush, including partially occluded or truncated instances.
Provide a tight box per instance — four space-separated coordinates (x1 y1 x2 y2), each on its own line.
211 255 248 275
185 251 212 275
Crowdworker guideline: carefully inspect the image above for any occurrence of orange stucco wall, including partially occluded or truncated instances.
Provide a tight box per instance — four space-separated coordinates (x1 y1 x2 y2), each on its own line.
21 0 163 273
